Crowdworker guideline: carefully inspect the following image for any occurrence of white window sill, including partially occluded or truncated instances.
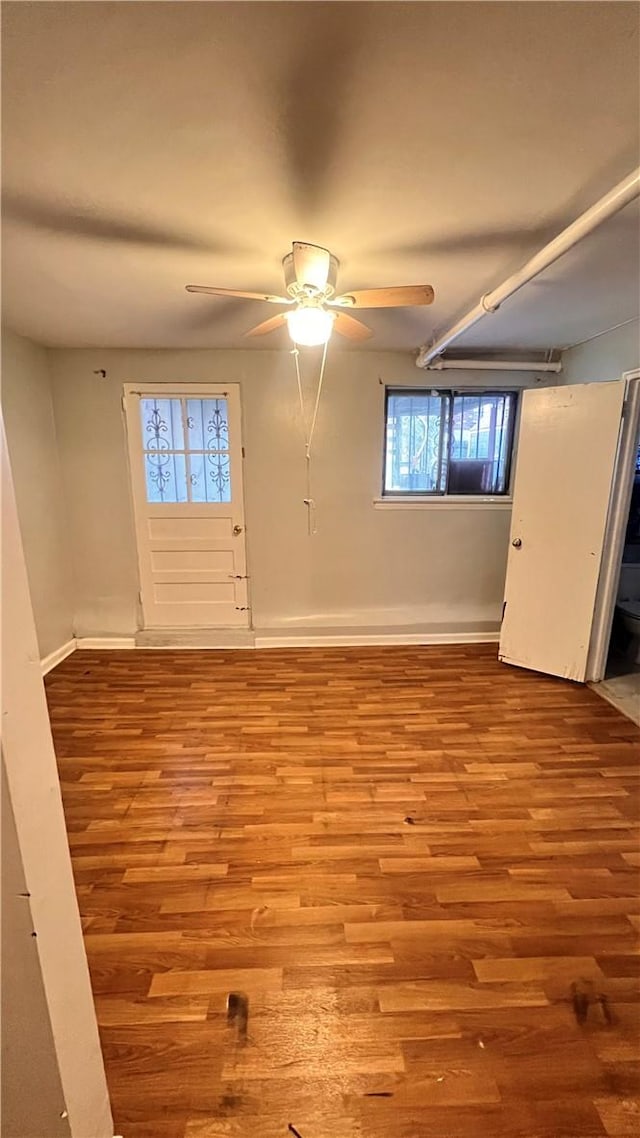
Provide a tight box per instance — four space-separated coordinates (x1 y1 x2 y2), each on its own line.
373 496 513 511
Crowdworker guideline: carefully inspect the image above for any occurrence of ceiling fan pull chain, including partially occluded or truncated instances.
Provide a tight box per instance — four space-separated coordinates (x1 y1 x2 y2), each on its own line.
303 457 317 537
291 342 329 536
306 338 329 460
304 497 317 536
292 346 314 534
292 347 308 445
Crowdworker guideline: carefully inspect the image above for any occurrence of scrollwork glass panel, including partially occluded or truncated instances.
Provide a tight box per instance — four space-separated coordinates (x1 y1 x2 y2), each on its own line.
188 451 231 503
145 452 188 503
140 395 231 503
140 398 184 452
186 398 229 452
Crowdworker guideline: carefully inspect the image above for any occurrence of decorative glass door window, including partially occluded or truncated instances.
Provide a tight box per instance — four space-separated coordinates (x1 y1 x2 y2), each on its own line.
140 396 231 503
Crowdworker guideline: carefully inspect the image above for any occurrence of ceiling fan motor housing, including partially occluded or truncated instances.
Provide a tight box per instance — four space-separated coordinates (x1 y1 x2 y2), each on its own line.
283 251 339 300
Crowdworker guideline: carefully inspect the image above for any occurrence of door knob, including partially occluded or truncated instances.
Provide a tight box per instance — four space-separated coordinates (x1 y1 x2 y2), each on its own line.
512 538 522 548
233 524 243 535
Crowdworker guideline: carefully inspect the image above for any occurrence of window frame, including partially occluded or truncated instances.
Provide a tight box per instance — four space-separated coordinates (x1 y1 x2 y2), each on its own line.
382 386 519 500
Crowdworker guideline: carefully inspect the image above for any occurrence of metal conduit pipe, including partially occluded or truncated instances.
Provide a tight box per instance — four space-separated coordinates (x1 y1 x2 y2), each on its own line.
425 359 562 372
416 167 640 368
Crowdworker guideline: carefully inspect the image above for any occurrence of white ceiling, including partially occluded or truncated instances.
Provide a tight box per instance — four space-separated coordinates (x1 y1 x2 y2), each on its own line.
2 1 639 353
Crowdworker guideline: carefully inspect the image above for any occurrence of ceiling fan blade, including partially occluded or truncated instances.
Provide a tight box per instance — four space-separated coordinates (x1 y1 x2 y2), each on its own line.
292 242 332 291
186 285 291 304
244 312 288 338
331 285 435 308
333 311 373 342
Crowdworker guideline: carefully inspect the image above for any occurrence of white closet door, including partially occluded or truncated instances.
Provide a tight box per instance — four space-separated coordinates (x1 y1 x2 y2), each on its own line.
499 379 625 681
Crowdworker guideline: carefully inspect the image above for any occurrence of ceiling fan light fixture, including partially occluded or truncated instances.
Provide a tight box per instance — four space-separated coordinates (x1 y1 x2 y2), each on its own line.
286 306 335 347
187 241 434 344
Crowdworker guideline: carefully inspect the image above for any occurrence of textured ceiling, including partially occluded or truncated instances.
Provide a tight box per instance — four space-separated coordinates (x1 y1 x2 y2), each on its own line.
2 1 639 352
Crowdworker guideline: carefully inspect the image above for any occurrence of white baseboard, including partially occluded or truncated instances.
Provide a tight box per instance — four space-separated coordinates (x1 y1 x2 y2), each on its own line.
75 637 136 650
40 638 76 675
63 629 500 654
254 630 500 648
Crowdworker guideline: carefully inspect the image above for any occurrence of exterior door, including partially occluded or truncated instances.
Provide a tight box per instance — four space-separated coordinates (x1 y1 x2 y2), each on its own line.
123 384 249 628
499 379 626 682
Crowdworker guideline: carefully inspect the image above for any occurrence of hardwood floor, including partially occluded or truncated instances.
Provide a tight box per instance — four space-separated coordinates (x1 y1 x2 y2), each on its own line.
45 645 640 1138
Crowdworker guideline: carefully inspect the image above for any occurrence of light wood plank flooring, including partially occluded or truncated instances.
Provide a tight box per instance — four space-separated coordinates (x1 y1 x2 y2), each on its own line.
45 645 640 1138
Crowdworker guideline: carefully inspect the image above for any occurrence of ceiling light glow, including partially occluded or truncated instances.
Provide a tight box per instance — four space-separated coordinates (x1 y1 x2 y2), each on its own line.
286 306 334 347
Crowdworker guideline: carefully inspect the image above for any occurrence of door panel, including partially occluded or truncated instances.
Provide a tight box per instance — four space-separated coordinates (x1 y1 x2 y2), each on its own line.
499 380 625 682
148 516 231 540
150 550 235 573
154 582 236 603
124 384 249 628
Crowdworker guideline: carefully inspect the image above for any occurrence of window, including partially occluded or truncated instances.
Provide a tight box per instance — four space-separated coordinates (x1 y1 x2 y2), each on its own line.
383 389 517 497
140 396 231 503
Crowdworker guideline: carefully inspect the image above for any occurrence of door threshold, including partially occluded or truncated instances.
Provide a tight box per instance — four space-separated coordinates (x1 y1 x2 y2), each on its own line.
135 628 255 649
589 676 640 726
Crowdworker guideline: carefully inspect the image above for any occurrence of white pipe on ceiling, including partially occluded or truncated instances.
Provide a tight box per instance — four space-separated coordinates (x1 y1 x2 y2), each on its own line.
426 359 562 372
416 166 640 368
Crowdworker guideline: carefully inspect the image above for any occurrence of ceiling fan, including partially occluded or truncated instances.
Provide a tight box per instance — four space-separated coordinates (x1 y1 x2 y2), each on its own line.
186 242 435 346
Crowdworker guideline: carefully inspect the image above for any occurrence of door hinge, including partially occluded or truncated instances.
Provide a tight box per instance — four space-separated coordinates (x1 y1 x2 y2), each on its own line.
242 446 246 458
501 600 507 622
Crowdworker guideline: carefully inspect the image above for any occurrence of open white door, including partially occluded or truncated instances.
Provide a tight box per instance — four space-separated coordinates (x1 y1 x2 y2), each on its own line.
499 379 626 682
124 384 249 629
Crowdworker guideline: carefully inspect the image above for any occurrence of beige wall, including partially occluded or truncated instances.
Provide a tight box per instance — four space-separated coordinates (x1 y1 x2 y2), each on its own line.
2 328 74 657
561 320 639 384
47 347 535 638
5 320 636 650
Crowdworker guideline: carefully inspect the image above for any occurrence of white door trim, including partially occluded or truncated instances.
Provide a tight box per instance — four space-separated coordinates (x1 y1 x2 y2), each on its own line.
587 371 640 681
